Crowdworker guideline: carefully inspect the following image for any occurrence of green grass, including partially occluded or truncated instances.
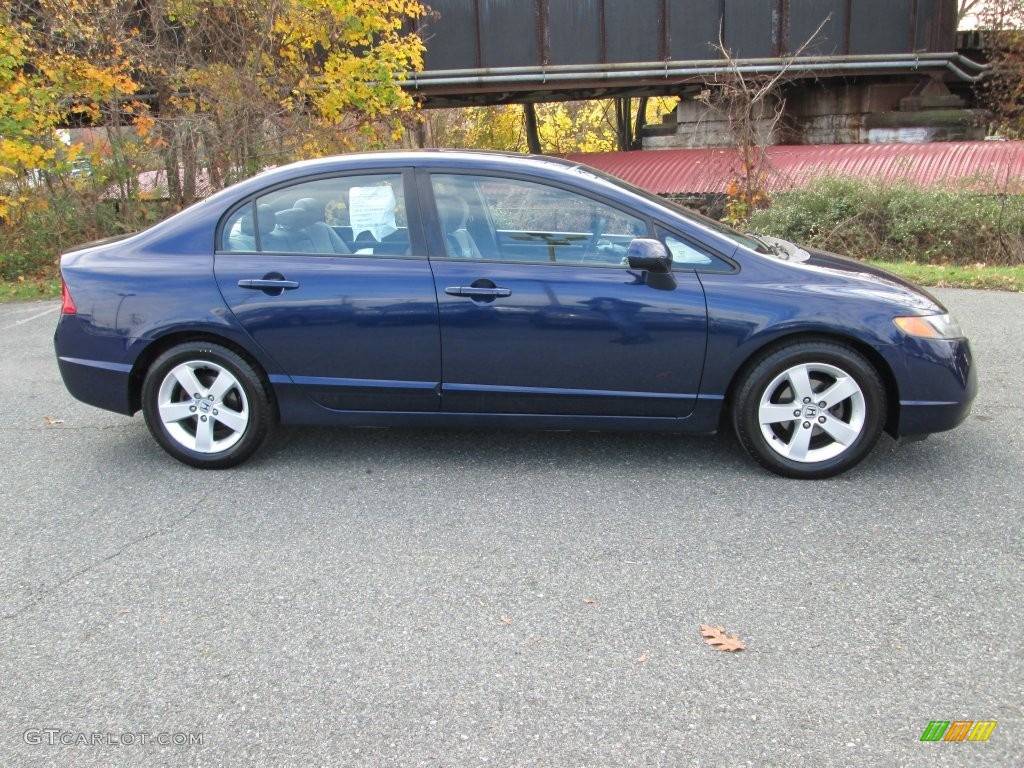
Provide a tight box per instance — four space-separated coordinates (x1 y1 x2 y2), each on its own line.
867 261 1024 292
1 277 61 303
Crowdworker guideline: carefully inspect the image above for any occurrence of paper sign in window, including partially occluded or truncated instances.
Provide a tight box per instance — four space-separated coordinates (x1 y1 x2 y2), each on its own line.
349 185 398 241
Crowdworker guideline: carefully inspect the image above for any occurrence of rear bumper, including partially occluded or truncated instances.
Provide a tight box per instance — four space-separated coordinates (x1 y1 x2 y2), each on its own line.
54 316 135 415
56 355 134 415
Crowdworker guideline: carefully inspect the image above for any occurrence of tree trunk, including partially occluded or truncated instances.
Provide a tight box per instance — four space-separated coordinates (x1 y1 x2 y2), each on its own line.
524 103 543 154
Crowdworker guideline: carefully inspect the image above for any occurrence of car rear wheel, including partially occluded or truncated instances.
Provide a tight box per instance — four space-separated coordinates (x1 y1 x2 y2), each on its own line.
732 341 886 479
142 342 273 468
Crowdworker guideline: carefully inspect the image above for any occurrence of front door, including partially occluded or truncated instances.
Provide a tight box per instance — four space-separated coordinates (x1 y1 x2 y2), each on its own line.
426 172 708 417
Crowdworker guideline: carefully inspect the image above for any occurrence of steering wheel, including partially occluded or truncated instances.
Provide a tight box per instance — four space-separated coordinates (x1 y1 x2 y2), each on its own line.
581 215 608 262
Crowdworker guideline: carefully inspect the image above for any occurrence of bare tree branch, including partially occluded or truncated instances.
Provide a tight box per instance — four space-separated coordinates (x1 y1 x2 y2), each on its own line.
959 0 985 23
702 17 830 223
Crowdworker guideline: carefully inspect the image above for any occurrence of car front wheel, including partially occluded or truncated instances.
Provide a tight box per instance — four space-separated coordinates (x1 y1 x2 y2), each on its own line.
732 341 886 479
142 342 273 468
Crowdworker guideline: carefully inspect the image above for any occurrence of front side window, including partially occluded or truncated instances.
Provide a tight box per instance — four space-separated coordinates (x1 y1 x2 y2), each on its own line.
430 173 649 265
579 164 769 253
656 226 735 272
662 232 714 266
220 174 409 255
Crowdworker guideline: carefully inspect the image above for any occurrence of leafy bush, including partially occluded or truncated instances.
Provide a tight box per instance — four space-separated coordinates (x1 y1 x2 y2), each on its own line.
0 175 172 282
748 177 1024 265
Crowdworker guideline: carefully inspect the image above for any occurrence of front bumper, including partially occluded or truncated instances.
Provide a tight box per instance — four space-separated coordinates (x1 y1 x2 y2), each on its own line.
889 336 977 437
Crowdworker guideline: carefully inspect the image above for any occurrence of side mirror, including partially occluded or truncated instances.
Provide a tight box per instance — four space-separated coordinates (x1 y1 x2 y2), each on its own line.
626 238 672 273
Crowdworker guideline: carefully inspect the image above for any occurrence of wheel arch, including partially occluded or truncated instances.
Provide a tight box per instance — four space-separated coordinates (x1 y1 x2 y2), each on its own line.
720 331 900 438
128 331 279 419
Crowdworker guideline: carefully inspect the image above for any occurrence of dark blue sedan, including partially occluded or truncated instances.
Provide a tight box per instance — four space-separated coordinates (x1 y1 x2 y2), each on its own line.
54 151 976 478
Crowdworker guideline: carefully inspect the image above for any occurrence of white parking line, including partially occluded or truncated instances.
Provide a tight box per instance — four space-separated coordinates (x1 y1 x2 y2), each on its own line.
1 305 59 330
5 304 55 316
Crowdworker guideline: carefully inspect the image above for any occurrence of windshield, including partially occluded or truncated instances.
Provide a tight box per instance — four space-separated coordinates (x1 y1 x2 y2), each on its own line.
571 163 769 253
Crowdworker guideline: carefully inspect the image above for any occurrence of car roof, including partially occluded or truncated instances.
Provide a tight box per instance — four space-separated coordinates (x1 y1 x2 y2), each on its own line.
202 150 611 213
260 149 582 178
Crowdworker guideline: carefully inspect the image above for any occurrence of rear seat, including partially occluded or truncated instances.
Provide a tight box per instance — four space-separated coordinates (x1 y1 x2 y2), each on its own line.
255 204 293 252
259 204 351 254
293 198 350 254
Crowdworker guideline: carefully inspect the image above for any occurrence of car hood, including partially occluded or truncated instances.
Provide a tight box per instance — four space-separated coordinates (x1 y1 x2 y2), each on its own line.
793 247 945 314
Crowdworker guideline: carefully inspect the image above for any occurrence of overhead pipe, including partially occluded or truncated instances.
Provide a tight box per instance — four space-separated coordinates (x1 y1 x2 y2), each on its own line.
403 53 989 89
405 60 985 87
407 53 986 79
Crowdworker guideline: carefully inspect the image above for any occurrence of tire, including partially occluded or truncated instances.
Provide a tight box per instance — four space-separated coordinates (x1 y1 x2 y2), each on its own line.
141 342 274 468
732 341 886 479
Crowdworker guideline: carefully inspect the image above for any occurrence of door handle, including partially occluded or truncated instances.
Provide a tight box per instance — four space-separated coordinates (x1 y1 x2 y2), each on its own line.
445 286 512 298
238 278 300 290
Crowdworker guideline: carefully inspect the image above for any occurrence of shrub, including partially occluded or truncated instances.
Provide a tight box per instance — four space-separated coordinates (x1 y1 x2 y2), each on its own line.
748 177 1024 266
0 173 173 282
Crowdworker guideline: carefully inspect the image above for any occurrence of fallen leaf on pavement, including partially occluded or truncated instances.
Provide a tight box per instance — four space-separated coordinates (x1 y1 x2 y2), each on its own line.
700 623 746 652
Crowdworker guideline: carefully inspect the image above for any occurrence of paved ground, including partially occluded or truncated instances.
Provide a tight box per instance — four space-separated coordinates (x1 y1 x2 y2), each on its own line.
0 289 1020 767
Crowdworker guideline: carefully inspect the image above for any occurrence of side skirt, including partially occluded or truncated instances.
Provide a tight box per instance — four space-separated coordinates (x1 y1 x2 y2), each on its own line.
272 384 725 435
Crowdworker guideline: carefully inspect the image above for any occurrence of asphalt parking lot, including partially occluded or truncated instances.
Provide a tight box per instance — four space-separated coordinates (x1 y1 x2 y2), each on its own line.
1 288 1021 767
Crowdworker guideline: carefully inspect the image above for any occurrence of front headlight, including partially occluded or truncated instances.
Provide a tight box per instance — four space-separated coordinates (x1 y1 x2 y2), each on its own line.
893 313 965 340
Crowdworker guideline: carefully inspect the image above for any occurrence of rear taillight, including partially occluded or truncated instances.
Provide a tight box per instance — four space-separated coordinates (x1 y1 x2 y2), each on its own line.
60 277 77 314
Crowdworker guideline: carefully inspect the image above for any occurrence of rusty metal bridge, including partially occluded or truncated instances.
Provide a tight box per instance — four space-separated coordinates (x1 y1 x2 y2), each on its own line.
406 0 978 106
403 0 987 149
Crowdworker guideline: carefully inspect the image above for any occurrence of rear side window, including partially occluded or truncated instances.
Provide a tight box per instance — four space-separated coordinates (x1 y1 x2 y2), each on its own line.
220 174 409 256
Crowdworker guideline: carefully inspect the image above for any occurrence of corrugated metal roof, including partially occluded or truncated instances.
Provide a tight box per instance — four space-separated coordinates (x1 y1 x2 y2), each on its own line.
565 141 1024 195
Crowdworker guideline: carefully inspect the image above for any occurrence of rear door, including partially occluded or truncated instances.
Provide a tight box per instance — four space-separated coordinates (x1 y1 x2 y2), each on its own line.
214 169 441 412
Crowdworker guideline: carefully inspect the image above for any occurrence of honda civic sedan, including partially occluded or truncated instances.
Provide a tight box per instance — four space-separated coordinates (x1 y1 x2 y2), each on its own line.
55 151 976 478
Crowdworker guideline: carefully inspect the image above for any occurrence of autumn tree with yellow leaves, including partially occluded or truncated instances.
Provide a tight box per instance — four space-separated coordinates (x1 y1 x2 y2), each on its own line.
123 0 426 204
421 98 678 155
0 2 138 221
